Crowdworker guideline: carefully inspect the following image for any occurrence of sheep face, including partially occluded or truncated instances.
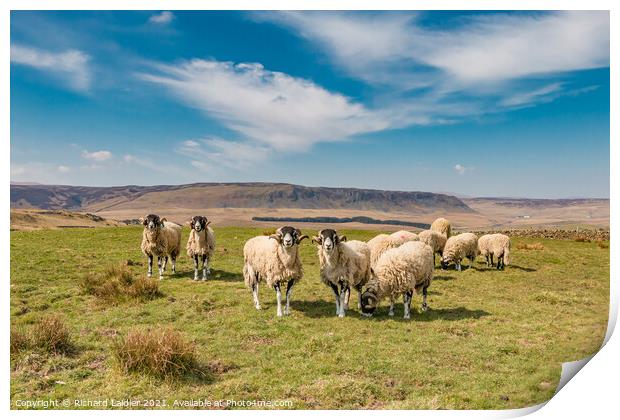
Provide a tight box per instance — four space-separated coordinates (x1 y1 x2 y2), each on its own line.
360 289 378 316
312 229 346 253
270 226 308 249
140 214 165 231
440 255 451 269
189 215 209 232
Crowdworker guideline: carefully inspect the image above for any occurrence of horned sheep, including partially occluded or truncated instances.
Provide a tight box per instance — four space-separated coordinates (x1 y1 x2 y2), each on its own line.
140 214 182 280
441 232 479 271
243 226 308 317
430 217 452 238
313 229 371 317
186 215 216 280
361 241 434 319
478 233 511 270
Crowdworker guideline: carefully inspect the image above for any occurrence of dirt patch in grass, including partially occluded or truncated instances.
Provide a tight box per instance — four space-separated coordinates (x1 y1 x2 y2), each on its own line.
80 263 161 303
113 327 203 378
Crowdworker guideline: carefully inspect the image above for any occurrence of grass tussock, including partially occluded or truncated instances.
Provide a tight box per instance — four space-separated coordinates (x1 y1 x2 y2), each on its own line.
80 263 161 302
32 315 73 354
113 327 200 377
574 236 591 243
10 329 30 354
516 242 544 251
596 240 609 249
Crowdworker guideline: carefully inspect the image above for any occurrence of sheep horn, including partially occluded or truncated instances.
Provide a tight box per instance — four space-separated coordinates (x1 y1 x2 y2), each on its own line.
338 235 347 243
312 236 322 245
297 235 309 244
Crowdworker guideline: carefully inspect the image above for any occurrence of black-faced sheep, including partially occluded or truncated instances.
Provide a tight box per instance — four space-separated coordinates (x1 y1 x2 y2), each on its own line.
478 233 511 270
418 229 448 265
313 229 371 317
441 232 479 271
140 214 182 279
186 215 216 280
360 241 434 319
430 217 451 238
243 226 308 317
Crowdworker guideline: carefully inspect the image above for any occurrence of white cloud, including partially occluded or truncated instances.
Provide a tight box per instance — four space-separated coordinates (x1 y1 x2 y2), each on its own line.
176 137 271 170
149 11 174 24
11 44 91 92
82 150 112 161
140 59 390 153
57 165 71 173
454 164 474 176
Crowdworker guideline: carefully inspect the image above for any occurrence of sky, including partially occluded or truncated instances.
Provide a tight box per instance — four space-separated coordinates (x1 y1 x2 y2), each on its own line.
10 10 610 198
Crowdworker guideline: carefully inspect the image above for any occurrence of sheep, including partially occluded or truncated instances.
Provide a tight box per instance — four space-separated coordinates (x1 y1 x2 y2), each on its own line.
430 217 452 238
313 229 371 317
367 230 419 268
441 232 479 271
186 215 216 280
360 241 434 319
418 229 448 265
139 214 182 280
478 233 511 270
243 226 308 317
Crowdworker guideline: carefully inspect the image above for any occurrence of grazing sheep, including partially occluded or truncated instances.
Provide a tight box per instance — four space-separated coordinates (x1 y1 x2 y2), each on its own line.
418 230 448 265
140 214 182 280
186 216 216 280
367 230 419 268
360 241 434 319
313 229 371 317
441 232 479 271
243 226 308 317
430 217 452 238
478 233 511 270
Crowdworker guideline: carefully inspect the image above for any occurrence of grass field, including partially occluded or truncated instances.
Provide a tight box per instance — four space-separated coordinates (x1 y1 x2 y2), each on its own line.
10 226 609 409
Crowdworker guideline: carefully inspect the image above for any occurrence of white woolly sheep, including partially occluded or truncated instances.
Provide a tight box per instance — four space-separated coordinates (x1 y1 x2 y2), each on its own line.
140 214 182 279
186 215 216 280
313 229 371 317
441 232 479 271
418 229 448 265
243 226 308 317
430 217 452 238
478 233 511 270
360 241 434 319
367 230 419 268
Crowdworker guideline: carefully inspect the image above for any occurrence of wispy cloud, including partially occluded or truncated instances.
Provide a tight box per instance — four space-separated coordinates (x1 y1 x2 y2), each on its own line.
82 150 112 161
11 44 92 92
149 11 174 24
176 138 271 171
454 164 474 176
139 59 391 162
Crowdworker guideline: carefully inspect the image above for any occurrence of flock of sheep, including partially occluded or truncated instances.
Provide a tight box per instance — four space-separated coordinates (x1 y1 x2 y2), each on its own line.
139 214 511 318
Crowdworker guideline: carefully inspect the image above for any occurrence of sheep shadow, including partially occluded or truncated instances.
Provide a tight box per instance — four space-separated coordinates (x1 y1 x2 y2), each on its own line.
165 269 240 282
433 275 456 281
368 306 490 322
294 299 341 318
508 265 537 272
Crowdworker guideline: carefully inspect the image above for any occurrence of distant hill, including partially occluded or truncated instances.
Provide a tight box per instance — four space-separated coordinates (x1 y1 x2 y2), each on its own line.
10 182 474 214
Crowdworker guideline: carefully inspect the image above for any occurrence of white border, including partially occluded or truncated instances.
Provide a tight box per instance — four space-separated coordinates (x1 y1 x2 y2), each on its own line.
3 1 617 418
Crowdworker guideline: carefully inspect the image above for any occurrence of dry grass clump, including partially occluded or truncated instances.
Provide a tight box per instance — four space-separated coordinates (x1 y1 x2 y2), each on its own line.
575 236 591 243
80 263 161 302
517 242 544 251
11 329 31 354
113 328 200 377
31 315 73 354
596 240 609 249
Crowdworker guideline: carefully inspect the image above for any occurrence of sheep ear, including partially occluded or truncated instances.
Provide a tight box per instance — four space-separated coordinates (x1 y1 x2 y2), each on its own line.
312 236 322 245
205 221 211 227
338 235 347 243
297 235 309 244
161 217 167 223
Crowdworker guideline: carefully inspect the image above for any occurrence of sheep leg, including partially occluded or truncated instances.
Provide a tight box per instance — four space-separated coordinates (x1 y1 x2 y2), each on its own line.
329 283 341 315
338 286 347 318
388 298 395 317
497 254 504 270
162 256 168 273
274 283 283 317
403 291 413 319
201 255 208 280
490 254 494 268
356 286 363 310
171 253 177 274
157 257 163 280
193 255 199 280
421 286 429 311
456 261 462 271
252 283 261 310
343 286 351 311
284 279 295 316
147 254 153 277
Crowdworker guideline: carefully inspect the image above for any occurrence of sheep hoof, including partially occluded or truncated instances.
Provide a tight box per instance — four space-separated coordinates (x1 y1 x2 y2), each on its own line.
361 313 373 318
159 275 164 280
147 272 152 278
388 311 394 317
421 304 429 312
202 276 208 281
404 314 410 320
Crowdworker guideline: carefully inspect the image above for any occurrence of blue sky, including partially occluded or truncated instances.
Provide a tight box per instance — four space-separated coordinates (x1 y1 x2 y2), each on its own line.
10 10 610 198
